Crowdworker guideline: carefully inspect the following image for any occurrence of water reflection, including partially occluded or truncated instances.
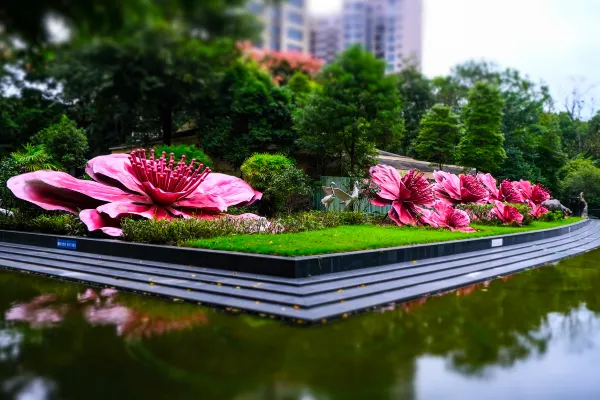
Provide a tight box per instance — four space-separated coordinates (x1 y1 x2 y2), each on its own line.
6 288 208 340
0 249 600 399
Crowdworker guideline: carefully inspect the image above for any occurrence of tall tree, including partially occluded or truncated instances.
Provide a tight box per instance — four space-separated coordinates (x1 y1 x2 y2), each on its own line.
396 64 434 155
295 46 403 173
457 82 506 173
31 114 88 172
414 104 463 169
198 61 296 168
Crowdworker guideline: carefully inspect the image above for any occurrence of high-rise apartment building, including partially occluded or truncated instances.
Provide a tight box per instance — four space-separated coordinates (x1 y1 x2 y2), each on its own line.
309 15 342 64
310 0 422 73
248 0 310 54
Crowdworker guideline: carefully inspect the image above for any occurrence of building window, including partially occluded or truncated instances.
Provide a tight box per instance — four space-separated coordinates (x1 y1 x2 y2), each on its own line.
288 11 303 24
271 40 280 51
288 0 304 8
386 65 393 72
287 28 304 41
272 26 281 37
387 54 395 61
287 44 303 52
248 2 264 13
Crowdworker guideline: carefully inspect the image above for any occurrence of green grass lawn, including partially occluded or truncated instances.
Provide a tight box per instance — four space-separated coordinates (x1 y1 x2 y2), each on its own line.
185 217 584 256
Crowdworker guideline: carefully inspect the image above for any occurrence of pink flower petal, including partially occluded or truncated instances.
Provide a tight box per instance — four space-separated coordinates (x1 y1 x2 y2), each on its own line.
173 192 227 212
8 171 148 214
96 202 172 221
370 165 403 202
196 173 262 208
86 154 146 195
478 173 499 200
79 209 123 236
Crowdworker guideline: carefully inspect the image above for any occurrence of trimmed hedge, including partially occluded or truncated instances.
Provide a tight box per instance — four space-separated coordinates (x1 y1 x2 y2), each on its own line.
0 212 87 236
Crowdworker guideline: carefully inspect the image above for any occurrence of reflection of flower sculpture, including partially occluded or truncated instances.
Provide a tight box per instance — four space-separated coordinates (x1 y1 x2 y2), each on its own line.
7 151 262 236
5 295 67 328
82 290 208 339
428 201 475 232
369 165 435 226
433 171 488 205
5 289 207 339
492 200 524 225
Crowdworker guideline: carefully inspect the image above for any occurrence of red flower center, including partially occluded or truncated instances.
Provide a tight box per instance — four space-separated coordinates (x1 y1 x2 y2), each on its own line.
128 149 211 203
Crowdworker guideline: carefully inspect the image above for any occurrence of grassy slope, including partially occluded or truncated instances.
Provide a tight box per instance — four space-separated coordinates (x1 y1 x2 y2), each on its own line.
185 218 584 256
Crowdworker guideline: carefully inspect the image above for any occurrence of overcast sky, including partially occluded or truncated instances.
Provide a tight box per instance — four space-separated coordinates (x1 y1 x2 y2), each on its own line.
309 0 600 114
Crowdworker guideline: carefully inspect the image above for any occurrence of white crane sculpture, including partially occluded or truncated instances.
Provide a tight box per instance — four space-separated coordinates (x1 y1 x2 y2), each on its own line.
321 182 337 211
334 182 360 209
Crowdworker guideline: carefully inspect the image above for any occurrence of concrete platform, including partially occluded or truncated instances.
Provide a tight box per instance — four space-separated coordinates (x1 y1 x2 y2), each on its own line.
1 220 599 323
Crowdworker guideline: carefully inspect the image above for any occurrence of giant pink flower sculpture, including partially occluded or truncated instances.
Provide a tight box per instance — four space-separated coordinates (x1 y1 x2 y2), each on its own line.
478 174 524 203
518 180 550 205
369 165 435 226
428 201 475 232
7 151 262 236
433 171 488 205
492 200 524 225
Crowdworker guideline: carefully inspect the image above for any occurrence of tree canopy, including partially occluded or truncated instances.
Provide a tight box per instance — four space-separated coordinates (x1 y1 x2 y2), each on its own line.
457 82 506 173
414 104 463 169
295 46 403 173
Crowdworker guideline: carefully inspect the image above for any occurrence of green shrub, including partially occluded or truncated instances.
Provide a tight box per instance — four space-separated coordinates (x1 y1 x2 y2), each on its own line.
541 210 564 222
0 212 87 236
121 211 374 245
241 153 312 217
240 153 294 190
153 144 212 168
31 115 88 171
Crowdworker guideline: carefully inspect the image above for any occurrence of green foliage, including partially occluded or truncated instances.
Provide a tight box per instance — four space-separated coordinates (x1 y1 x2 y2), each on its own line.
31 115 89 171
199 62 296 168
0 88 67 150
240 153 312 216
0 212 87 236
287 72 312 97
0 157 21 210
240 153 295 190
457 82 506 172
11 143 62 172
414 104 463 168
395 64 435 155
559 158 600 208
153 144 212 168
121 211 373 245
295 46 403 173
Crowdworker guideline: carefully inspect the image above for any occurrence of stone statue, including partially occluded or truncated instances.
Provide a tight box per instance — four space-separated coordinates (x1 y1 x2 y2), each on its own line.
542 199 572 218
333 182 360 209
580 192 588 219
321 182 337 211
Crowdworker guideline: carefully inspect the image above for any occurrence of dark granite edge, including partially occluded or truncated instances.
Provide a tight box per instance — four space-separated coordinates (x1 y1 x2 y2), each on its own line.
0 219 590 278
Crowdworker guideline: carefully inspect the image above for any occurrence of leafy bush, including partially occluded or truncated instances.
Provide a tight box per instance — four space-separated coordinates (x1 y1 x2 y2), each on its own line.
241 153 312 216
456 203 534 226
121 211 374 245
541 210 564 222
0 212 87 236
31 115 88 171
240 153 294 190
153 144 212 168
11 143 62 172
559 158 600 209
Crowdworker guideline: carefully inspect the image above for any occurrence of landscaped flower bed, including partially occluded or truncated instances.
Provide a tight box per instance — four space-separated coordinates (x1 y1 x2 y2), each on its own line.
1 151 578 254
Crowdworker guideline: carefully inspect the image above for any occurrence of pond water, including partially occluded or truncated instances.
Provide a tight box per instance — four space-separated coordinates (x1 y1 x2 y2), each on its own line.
2 250 600 400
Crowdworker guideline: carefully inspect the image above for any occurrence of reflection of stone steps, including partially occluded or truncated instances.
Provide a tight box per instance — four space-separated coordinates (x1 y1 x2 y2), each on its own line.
1 221 600 323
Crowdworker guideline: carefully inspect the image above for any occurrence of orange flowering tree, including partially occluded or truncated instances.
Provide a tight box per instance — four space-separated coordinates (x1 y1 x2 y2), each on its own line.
239 41 323 84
